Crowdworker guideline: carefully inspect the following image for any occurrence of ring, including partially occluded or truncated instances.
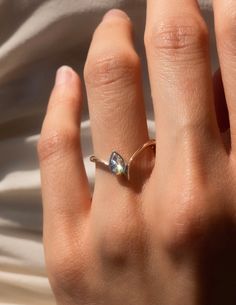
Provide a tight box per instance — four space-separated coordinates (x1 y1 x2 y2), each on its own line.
89 139 156 180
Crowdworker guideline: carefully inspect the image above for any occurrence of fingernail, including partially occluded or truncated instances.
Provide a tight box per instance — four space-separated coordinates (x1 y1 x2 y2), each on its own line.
103 9 130 21
55 66 74 86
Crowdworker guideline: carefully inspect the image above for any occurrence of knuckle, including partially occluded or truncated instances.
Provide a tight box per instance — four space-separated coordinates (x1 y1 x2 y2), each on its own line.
45 225 91 297
46 236 90 294
84 50 140 88
48 252 84 293
145 17 208 56
99 218 146 267
163 186 217 253
48 253 75 283
37 128 79 163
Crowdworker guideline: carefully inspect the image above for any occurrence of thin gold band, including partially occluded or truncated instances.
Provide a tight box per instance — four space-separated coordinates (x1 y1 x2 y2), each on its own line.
90 139 156 180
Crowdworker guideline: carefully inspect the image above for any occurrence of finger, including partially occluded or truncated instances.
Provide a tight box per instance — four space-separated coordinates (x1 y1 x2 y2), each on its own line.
84 10 151 192
212 1 236 151
145 0 221 166
38 66 91 237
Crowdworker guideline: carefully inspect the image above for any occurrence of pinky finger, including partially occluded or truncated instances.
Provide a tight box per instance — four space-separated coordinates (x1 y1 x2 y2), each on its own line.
37 66 91 242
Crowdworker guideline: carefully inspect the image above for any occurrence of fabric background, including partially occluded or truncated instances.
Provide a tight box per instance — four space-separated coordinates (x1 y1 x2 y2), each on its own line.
0 0 216 304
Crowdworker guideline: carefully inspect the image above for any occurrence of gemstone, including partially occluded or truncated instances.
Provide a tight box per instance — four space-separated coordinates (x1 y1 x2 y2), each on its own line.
109 152 126 175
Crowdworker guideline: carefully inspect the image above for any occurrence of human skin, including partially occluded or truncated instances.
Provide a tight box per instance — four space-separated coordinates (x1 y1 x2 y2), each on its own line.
37 0 236 304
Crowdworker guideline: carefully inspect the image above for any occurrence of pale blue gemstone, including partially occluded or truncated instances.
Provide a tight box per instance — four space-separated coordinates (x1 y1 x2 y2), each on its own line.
109 152 126 175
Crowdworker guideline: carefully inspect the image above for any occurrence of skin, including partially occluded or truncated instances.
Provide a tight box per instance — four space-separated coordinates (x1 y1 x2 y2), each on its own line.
38 1 236 304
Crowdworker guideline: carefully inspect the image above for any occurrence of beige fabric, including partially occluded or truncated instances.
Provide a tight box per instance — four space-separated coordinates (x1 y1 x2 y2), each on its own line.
0 0 216 304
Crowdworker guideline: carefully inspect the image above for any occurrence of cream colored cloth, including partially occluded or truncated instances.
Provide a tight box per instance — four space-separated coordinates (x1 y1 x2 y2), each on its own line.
0 0 216 304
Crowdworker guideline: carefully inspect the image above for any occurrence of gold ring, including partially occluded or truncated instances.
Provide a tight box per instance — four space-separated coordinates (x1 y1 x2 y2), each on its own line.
89 139 156 180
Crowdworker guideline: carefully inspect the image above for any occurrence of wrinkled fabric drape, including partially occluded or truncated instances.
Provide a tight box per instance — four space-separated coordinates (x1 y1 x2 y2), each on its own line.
0 1 216 304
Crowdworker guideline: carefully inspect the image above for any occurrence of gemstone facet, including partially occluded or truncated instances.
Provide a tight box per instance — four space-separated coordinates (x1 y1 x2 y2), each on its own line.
109 152 126 176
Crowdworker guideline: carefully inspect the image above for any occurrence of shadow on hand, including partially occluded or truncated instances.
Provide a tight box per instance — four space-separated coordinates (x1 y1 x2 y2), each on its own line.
197 213 236 305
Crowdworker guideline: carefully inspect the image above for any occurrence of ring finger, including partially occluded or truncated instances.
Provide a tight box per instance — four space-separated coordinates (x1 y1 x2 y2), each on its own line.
84 9 150 196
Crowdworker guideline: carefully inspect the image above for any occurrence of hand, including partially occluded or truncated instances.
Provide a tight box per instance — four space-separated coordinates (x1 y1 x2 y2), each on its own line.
38 1 236 304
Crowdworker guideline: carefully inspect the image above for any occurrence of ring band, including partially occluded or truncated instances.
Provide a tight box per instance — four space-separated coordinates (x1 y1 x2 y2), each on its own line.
89 139 156 180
